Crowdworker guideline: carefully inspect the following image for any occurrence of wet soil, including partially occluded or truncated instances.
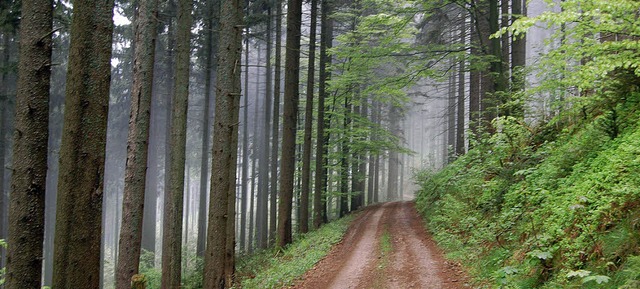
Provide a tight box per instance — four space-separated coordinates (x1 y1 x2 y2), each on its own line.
291 201 469 289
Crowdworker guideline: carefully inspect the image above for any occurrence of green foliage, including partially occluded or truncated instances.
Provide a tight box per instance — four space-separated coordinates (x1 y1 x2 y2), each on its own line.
505 0 640 113
415 85 640 287
235 214 354 288
138 250 162 289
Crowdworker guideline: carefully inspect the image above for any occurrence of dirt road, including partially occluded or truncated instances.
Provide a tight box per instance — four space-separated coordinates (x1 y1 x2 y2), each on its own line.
292 201 469 289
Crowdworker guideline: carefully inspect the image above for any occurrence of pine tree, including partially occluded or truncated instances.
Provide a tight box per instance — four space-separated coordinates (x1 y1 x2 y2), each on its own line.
277 0 303 247
203 0 243 283
5 0 52 287
160 0 192 285
115 0 158 286
52 0 114 286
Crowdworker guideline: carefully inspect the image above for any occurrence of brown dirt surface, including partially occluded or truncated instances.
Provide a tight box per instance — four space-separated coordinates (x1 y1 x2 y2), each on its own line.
291 201 470 289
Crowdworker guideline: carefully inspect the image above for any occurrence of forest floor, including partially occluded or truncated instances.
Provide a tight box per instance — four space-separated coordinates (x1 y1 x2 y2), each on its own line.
291 201 470 289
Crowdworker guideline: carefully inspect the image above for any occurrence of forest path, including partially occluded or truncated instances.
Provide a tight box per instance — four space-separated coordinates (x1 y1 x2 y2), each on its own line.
291 201 469 289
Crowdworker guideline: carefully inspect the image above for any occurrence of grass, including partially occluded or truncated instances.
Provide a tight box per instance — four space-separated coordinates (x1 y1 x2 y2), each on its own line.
235 214 355 288
379 227 393 268
370 226 393 289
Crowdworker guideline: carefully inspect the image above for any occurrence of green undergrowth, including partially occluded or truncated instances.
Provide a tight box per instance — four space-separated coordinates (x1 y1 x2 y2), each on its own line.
235 214 354 288
370 226 393 289
130 214 353 289
379 226 393 267
416 89 640 288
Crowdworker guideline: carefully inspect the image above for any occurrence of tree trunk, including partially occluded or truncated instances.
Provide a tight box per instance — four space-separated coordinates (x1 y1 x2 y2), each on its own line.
277 0 303 247
159 0 177 268
299 0 318 234
387 105 400 201
5 0 52 287
256 6 273 248
239 34 250 252
483 0 498 127
197 0 219 258
160 0 192 285
447 51 456 163
269 0 283 246
456 15 466 156
354 103 367 209
366 100 377 205
372 101 381 203
52 0 113 286
339 97 350 217
350 104 361 212
314 0 333 228
469 10 480 139
511 0 526 109
501 0 510 92
116 0 158 286
202 0 243 284
0 31 13 274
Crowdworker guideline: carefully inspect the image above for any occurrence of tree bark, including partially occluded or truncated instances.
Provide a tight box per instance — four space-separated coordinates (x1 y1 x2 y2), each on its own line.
240 34 250 252
387 104 400 201
355 103 367 208
203 0 243 284
160 0 192 285
116 0 158 286
300 0 318 234
256 6 273 248
511 0 526 108
447 52 456 163
456 15 466 156
469 9 480 139
0 32 10 271
277 0 303 247
314 0 333 228
372 102 380 203
339 97 351 217
52 0 113 286
483 0 498 127
5 0 52 287
197 0 219 258
269 0 283 246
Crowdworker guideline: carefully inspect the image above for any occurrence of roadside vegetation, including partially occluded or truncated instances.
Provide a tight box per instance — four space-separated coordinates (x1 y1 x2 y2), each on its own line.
416 1 640 287
129 214 353 288
234 214 354 288
416 78 640 288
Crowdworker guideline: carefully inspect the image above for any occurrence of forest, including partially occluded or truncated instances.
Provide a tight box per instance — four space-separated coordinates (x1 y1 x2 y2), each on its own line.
1 0 639 287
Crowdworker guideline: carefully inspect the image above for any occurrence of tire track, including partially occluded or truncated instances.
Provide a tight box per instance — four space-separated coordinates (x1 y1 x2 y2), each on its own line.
292 201 468 289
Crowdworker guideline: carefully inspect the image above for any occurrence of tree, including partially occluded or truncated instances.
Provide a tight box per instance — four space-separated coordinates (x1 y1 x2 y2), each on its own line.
387 104 400 201
277 0 303 248
239 34 250 252
269 0 283 246
5 0 52 287
161 0 192 285
299 0 318 233
52 0 114 286
256 4 273 249
202 0 243 284
115 0 158 286
0 25 16 271
339 96 351 216
455 13 466 156
510 0 525 98
313 0 333 229
196 0 220 258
